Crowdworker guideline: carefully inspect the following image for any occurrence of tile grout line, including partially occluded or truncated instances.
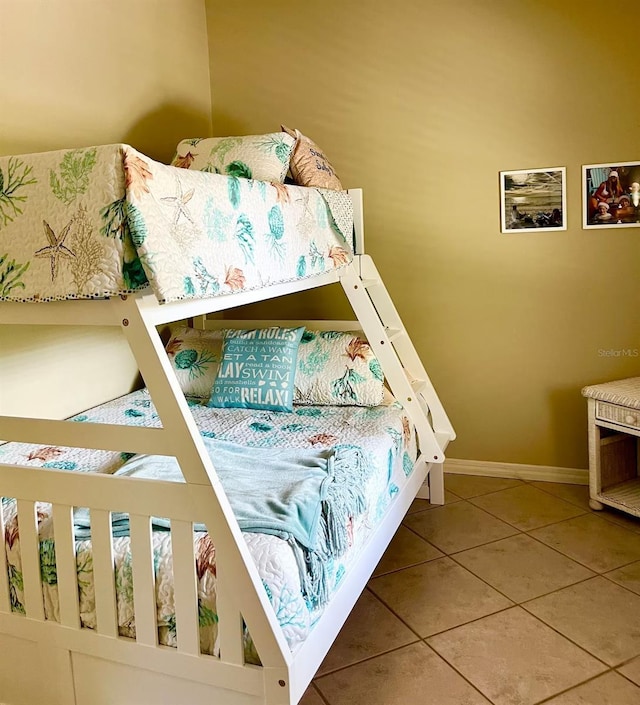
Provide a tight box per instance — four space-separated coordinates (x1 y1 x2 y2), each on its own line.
527 510 640 536
616 653 640 668
313 637 422 681
403 504 615 612
523 530 601 573
492 527 640 592
518 599 625 669
617 668 640 690
424 600 613 703
465 496 586 538
400 496 640 656
371 554 443 579
467 476 640 534
377 535 617 686
440 478 524 501
524 524 640 576
523 478 640 533
312 586 424 679
403 500 462 518
362 584 438 643
400 518 449 551
600 564 640 598
370 552 519 636
315 478 640 702
403 498 520 554
314 638 496 705
531 669 616 704
421 604 517 642
420 638 501 705
426 479 640 697
446 549 596 607
597 513 640 534
310 681 331 705
445 528 640 613
466 493 588 533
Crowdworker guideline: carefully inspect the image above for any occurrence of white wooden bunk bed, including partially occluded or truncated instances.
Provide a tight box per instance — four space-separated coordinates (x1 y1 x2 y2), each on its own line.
0 143 454 705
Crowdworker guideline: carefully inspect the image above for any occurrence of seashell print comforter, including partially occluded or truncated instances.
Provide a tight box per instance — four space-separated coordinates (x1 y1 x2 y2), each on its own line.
0 389 417 657
0 145 353 303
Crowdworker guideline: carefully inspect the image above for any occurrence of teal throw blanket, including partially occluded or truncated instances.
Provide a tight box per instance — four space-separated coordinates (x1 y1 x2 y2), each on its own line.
73 438 371 608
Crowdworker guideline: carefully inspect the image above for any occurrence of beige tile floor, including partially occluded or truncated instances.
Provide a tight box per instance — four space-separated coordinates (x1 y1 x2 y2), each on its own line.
301 474 640 705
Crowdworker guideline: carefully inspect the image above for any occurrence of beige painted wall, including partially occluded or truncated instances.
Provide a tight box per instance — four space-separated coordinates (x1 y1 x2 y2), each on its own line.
206 0 639 469
0 0 211 418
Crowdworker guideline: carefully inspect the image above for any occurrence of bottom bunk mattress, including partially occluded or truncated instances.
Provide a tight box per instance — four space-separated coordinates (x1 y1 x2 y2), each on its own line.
0 389 417 657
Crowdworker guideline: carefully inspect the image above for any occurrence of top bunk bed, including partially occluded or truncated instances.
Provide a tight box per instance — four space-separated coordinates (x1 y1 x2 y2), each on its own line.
0 136 357 322
0 131 454 705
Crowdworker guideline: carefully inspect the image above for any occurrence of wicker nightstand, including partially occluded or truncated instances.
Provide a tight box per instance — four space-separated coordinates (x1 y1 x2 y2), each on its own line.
582 377 640 517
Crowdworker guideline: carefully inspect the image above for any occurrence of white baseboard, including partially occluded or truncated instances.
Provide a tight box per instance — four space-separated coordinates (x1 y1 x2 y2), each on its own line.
443 458 588 485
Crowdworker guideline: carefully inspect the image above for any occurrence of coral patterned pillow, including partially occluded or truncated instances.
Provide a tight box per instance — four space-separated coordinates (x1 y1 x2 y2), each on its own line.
171 132 296 183
294 330 384 406
165 326 223 399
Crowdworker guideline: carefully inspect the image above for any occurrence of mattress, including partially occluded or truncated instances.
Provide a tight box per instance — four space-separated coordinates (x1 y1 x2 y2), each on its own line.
0 389 417 657
0 145 353 303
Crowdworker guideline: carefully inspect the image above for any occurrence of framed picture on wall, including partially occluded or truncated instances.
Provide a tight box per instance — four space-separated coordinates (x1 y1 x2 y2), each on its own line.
500 167 566 233
583 161 640 229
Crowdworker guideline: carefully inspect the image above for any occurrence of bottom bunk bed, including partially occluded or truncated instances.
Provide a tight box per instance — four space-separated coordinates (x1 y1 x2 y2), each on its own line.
0 310 452 705
1 383 418 658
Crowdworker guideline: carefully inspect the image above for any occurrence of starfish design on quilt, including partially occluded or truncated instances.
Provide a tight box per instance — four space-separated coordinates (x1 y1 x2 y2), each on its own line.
161 177 196 228
34 218 76 281
295 189 312 214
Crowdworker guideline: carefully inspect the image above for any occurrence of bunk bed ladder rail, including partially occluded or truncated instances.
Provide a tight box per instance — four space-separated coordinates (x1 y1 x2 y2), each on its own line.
340 255 456 503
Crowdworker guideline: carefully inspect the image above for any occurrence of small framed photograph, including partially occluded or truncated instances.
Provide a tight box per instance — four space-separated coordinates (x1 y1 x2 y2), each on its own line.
583 161 640 229
500 167 566 233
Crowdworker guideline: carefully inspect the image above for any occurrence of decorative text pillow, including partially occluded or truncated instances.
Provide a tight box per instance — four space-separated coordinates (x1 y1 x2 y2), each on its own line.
294 330 384 406
171 132 296 183
281 125 343 190
165 326 223 399
208 327 305 412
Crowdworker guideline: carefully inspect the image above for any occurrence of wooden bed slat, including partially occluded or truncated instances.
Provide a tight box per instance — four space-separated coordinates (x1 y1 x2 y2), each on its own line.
0 499 11 613
170 520 200 656
90 509 118 638
52 504 80 629
0 418 175 457
129 513 157 647
16 499 45 621
216 559 244 665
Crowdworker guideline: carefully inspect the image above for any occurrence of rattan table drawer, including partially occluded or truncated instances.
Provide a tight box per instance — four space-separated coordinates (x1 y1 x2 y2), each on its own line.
596 402 640 431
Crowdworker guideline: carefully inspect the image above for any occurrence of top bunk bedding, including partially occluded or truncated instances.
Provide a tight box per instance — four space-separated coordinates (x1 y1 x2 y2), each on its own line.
0 144 354 304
